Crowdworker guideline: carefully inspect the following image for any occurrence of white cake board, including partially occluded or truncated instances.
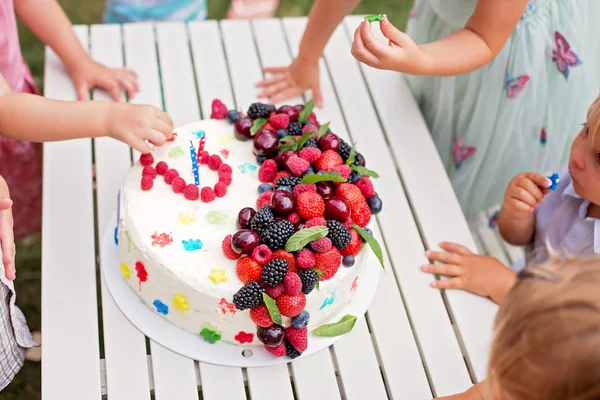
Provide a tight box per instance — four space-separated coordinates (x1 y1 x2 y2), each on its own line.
101 214 381 367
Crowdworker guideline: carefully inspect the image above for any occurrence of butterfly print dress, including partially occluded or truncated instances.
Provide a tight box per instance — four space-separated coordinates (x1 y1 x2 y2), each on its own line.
405 0 600 218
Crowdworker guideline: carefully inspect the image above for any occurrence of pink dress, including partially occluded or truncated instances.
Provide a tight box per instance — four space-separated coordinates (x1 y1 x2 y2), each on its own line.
0 0 42 239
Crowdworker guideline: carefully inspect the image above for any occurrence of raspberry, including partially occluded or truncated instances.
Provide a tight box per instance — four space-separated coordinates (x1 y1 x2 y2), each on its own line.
270 113 289 129
265 342 286 357
272 250 298 274
222 234 240 260
296 249 316 269
258 159 278 183
292 183 316 198
256 190 273 209
301 124 318 134
183 184 200 200
211 99 228 119
219 173 233 187
237 256 263 284
356 177 376 198
172 177 186 193
264 284 284 299
298 147 321 164
208 154 222 171
201 187 216 202
287 212 301 225
164 169 179 184
142 166 157 179
141 176 153 191
251 244 272 265
250 305 274 328
332 165 351 179
276 293 306 318
214 182 227 197
286 155 310 176
296 191 325 220
305 217 327 228
308 112 318 124
140 153 154 166
283 273 302 296
311 237 332 253
155 161 168 175
219 164 232 175
199 151 209 164
285 326 308 352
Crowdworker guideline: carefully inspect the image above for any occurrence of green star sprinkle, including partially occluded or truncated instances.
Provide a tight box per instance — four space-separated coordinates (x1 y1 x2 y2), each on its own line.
366 14 383 23
199 322 222 344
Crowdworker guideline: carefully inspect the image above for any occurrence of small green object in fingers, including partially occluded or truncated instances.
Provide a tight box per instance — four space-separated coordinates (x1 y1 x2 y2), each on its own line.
366 14 383 23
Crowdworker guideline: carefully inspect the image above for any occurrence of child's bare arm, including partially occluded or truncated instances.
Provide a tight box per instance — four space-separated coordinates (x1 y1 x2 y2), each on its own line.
435 382 486 399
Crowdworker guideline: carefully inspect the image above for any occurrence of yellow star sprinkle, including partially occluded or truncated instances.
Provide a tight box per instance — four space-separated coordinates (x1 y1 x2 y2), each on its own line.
177 212 196 225
209 268 227 285
173 294 189 313
120 263 131 279
217 135 235 145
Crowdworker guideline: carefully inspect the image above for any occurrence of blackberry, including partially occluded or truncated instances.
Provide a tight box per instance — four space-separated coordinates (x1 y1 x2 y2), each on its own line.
233 281 265 310
261 258 289 287
353 152 366 167
285 339 302 359
338 139 352 161
275 176 302 190
251 206 276 235
301 138 318 149
261 220 295 250
287 121 302 136
247 103 275 119
226 109 241 124
298 269 318 294
303 120 315 126
326 220 352 250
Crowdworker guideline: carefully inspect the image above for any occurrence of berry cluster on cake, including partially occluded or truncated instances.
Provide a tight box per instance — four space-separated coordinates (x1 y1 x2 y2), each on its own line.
117 99 383 360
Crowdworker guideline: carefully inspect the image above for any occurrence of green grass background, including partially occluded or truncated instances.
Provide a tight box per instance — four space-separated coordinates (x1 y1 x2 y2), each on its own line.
7 1 411 398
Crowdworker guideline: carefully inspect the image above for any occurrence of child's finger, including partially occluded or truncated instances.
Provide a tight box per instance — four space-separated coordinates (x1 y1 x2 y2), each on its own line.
76 81 90 101
152 119 174 139
0 210 15 280
0 198 12 210
360 18 390 59
524 172 552 190
511 185 538 208
269 88 300 105
421 263 462 277
155 110 174 131
258 80 290 99
516 177 544 202
431 277 462 290
262 66 287 74
509 198 532 213
425 250 462 265
128 136 152 154
439 242 472 256
256 74 286 88
122 68 139 79
380 15 412 48
145 128 168 147
351 24 380 67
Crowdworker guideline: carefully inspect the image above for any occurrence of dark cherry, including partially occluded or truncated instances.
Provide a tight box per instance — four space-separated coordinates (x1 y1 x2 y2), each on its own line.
254 129 279 155
271 190 295 215
274 149 296 169
354 152 366 167
325 197 351 221
293 104 304 112
237 207 256 230
316 182 334 200
276 105 299 122
318 132 340 152
234 117 253 141
231 229 261 254
257 324 285 347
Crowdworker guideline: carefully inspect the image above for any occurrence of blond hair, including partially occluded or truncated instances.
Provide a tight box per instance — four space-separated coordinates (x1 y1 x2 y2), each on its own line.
488 257 600 400
588 94 600 141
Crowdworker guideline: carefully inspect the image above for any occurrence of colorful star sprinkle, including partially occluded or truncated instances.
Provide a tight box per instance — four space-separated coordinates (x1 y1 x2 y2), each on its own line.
205 210 227 225
173 294 189 313
152 232 173 247
217 135 235 145
182 239 203 252
193 130 206 139
218 298 236 315
120 263 131 279
234 331 254 344
177 212 196 225
488 210 500 229
220 149 230 159
320 293 335 310
209 268 227 285
135 261 148 291
153 300 169 315
168 146 185 158
547 173 560 191
125 231 132 253
238 162 257 174
350 277 358 294
199 322 222 344
114 227 119 246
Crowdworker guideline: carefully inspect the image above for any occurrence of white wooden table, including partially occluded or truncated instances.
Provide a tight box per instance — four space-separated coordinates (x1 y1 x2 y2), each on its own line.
42 17 498 400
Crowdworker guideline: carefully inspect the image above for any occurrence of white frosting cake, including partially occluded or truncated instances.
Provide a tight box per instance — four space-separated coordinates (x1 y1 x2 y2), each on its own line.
118 119 370 347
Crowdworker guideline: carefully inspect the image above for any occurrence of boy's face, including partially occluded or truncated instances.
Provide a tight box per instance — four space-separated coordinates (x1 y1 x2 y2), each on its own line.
569 101 600 205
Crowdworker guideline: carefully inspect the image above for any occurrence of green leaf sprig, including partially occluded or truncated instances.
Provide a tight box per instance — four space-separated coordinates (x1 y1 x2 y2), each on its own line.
352 224 384 269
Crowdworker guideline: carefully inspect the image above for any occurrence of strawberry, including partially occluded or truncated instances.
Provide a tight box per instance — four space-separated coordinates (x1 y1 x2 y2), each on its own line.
335 183 365 210
272 250 297 273
236 256 263 284
250 304 274 328
296 191 325 220
341 229 362 256
277 293 306 317
314 150 343 172
265 342 286 357
285 326 308 352
315 248 342 280
352 203 371 228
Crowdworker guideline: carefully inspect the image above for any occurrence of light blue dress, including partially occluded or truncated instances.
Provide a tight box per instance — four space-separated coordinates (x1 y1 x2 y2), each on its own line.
406 0 600 218
104 0 207 23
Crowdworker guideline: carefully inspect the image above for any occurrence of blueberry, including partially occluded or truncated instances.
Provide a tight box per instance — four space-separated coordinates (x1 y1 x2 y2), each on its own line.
277 185 293 194
276 129 289 139
258 183 273 194
226 109 241 124
367 196 382 215
342 255 355 267
303 120 315 126
256 154 268 165
291 310 310 328
353 153 365 167
348 171 360 183
361 227 373 242
303 166 315 177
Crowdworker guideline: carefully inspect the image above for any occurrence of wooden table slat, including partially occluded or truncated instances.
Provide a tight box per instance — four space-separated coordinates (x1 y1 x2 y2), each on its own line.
290 351 341 400
246 365 294 400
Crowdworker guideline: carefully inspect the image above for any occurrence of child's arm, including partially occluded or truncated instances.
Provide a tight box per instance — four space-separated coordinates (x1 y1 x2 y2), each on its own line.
498 173 551 246
0 176 15 281
0 93 173 153
352 0 529 75
435 381 486 399
14 0 138 101
256 0 359 107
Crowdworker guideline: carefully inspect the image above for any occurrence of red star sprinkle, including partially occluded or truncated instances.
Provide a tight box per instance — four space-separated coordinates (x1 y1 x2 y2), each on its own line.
135 261 148 291
234 331 254 344
220 149 230 159
167 133 178 142
218 298 236 315
350 276 358 293
151 232 173 247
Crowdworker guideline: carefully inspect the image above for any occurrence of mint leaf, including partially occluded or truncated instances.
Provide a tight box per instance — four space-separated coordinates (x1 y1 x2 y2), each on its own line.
298 100 314 123
312 315 357 337
346 145 356 166
285 226 329 252
351 165 380 178
250 118 267 136
301 172 346 184
317 122 330 139
278 144 295 152
262 293 283 325
352 224 384 269
296 131 315 151
279 135 298 144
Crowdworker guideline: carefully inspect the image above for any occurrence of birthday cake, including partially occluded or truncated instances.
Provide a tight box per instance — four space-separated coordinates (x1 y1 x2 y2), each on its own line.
117 100 383 358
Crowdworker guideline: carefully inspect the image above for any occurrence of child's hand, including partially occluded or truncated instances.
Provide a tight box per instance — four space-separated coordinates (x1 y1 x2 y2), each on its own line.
502 172 551 220
256 57 323 107
68 57 139 102
351 15 429 75
423 242 517 304
0 176 15 281
107 104 174 153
